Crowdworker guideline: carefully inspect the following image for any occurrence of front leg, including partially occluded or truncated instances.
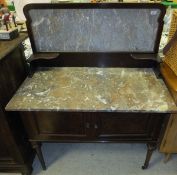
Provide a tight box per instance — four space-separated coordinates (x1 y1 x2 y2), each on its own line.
31 141 46 170
142 143 156 169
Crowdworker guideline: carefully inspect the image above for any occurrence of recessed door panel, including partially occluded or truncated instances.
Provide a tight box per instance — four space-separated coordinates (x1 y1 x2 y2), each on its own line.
94 113 164 140
35 112 88 137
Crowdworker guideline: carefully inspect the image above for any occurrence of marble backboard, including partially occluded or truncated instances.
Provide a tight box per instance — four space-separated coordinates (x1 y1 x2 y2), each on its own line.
25 4 165 53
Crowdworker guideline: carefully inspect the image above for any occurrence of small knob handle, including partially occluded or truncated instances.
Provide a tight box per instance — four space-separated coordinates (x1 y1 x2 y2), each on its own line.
86 122 90 129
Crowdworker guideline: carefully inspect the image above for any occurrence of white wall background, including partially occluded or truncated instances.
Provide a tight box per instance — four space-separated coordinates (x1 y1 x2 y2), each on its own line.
14 0 51 21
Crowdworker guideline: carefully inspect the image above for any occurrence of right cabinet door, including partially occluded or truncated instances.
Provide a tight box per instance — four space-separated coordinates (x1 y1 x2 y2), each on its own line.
93 113 166 141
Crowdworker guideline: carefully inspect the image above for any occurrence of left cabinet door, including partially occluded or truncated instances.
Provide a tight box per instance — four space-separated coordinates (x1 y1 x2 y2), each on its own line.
20 112 92 141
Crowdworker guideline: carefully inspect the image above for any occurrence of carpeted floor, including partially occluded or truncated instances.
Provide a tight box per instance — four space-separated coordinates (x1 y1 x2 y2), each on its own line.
1 143 177 175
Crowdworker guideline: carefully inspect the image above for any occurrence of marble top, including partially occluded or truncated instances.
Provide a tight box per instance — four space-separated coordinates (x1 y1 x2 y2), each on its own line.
28 8 161 53
6 67 177 113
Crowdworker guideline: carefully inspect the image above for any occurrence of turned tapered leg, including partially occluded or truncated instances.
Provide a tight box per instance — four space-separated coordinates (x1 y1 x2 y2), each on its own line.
31 142 46 170
142 143 156 169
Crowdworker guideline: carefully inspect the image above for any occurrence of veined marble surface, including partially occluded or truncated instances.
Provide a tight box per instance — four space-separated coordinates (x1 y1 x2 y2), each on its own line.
6 67 177 112
29 8 161 52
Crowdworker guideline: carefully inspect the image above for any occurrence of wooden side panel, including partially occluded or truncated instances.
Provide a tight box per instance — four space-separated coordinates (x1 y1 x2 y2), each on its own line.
0 46 27 107
0 46 27 165
160 114 177 153
0 124 13 163
0 108 18 164
0 43 34 174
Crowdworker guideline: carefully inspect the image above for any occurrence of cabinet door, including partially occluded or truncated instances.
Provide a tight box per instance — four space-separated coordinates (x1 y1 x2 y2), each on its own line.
93 113 165 141
21 112 92 141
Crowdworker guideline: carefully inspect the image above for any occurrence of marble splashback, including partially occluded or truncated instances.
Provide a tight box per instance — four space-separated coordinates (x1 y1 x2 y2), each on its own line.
6 67 177 112
28 8 161 52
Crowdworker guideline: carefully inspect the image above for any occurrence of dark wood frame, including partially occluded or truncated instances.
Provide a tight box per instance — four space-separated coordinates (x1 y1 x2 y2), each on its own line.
8 3 173 172
24 3 166 77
